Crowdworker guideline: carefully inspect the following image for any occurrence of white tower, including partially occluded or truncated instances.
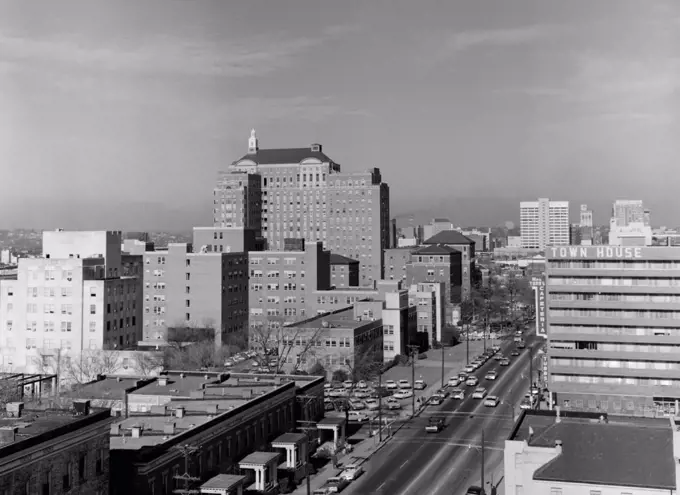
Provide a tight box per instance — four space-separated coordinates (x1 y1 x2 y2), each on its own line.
248 129 259 154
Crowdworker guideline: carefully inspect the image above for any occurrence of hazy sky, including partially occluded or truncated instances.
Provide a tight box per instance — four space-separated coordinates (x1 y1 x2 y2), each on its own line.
1 0 679 230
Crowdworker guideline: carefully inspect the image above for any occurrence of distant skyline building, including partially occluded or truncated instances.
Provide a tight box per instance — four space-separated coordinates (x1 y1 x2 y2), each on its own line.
612 200 647 227
579 204 594 245
609 200 652 246
520 198 570 250
217 130 390 286
422 218 454 242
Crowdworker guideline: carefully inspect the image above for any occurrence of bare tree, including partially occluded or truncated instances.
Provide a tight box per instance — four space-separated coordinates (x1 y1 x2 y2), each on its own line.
63 350 123 385
132 351 164 377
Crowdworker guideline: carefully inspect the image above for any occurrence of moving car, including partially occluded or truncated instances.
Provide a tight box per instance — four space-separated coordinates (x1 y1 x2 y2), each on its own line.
465 376 479 387
500 358 510 366
520 395 533 410
484 396 500 407
425 417 445 433
517 340 526 349
340 464 364 481
364 398 380 411
435 388 450 398
464 365 476 373
472 387 488 399
385 380 398 390
458 372 469 382
531 384 540 395
386 398 402 410
429 394 444 405
348 399 365 410
347 411 369 422
484 370 498 381
392 389 414 399
447 376 460 387
492 345 501 352
223 359 234 367
451 388 465 400
494 353 504 361
510 349 520 357
465 485 485 495
414 379 427 390
398 380 412 389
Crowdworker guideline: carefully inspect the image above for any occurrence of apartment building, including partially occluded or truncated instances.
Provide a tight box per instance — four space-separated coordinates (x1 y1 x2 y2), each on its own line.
223 130 390 286
310 280 403 316
248 241 331 330
0 400 112 495
520 198 570 250
329 254 359 288
408 282 446 346
213 170 262 230
422 230 475 300
406 244 462 324
383 247 411 283
546 245 680 415
0 231 142 373
380 291 418 360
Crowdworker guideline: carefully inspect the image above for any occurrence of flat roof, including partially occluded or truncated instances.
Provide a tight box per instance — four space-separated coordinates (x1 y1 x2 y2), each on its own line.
65 376 149 399
512 411 675 490
130 372 227 398
201 474 246 490
239 451 280 465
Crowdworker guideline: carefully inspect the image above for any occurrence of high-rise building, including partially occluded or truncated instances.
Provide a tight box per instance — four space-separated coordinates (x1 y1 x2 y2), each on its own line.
0 230 143 373
612 200 645 227
579 204 594 245
609 200 652 246
520 198 570 250
219 130 390 286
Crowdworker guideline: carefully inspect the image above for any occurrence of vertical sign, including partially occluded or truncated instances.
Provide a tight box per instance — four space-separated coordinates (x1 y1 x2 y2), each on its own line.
531 276 547 339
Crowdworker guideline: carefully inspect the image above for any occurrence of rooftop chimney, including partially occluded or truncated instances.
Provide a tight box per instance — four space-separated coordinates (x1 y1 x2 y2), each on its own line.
555 439 563 454
73 399 91 416
0 426 18 445
204 374 210 381
116 377 122 382
131 425 143 438
6 402 23 418
555 406 561 423
163 422 176 435
158 377 168 387
206 404 218 415
175 406 185 419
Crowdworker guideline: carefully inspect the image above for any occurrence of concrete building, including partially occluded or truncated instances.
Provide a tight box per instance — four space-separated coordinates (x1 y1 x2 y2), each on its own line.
505 409 677 495
612 199 646 226
579 204 594 245
383 247 411 283
457 228 490 253
546 245 680 415
608 219 653 246
106 371 324 495
395 226 418 248
408 282 446 345
282 306 383 375
309 280 402 316
380 290 417 360
223 131 391 286
422 230 475 301
422 218 454 242
407 245 462 325
192 226 261 254
520 198 570 250
507 236 522 248
329 253 359 288
248 241 330 329
0 400 112 495
213 171 262 231
0 231 142 374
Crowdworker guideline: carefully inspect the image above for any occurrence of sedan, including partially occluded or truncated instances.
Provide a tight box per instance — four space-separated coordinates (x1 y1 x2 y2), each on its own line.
465 377 479 387
385 398 402 410
385 380 398 390
328 389 348 398
429 394 444 406
392 389 414 399
357 380 368 389
520 399 533 410
343 380 354 389
484 371 498 381
484 396 500 407
472 387 488 399
414 380 427 390
347 411 370 422
364 399 380 411
348 399 365 410
500 358 510 367
464 365 476 373
435 388 450 398
494 354 504 361
451 388 465 400
510 349 520 357
398 380 412 389
447 377 460 387
353 390 371 399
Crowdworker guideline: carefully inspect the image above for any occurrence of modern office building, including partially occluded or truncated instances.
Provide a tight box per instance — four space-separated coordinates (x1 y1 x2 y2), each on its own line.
578 204 594 245
520 198 570 250
504 409 677 495
422 230 475 300
0 400 112 495
612 199 647 227
0 231 143 374
221 131 391 286
329 254 359 288
546 245 680 415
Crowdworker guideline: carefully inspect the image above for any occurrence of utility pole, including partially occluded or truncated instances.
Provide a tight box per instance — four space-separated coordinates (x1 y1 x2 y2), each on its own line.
172 444 201 495
378 367 383 442
296 394 320 495
481 429 485 494
408 345 419 417
440 342 445 389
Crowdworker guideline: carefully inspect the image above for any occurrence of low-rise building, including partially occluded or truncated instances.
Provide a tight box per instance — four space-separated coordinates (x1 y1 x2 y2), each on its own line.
380 291 417 360
0 400 112 495
422 230 476 300
505 409 678 495
329 254 359 288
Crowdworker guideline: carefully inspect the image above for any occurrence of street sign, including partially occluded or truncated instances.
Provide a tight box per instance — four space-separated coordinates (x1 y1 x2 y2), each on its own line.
532 276 547 339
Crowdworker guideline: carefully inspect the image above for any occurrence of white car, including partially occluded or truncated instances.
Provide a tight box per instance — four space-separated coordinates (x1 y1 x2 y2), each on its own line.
447 377 460 387
328 389 348 398
464 365 475 373
465 377 479 387
451 388 465 400
385 398 402 410
340 464 364 481
353 390 371 399
414 380 427 390
472 387 488 399
385 380 398 390
357 380 368 389
484 371 498 381
348 399 365 410
324 382 332 390
343 380 354 389
364 398 380 411
484 396 500 407
347 411 369 422
398 380 412 389
392 389 414 400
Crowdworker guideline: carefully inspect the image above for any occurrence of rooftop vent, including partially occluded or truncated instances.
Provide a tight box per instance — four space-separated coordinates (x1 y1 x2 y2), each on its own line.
6 402 23 418
163 422 176 435
0 426 18 445
116 377 122 382
310 143 322 152
158 377 168 387
180 373 186 379
321 320 330 328
73 399 91 416
175 406 185 419
204 374 210 381
110 424 121 435
131 425 143 438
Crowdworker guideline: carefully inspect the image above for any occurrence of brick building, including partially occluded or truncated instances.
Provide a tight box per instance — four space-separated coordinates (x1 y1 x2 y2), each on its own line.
329 254 359 288
383 247 411 283
422 230 476 301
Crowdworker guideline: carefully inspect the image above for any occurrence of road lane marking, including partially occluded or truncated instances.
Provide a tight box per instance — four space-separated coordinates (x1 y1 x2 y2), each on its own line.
399 459 410 469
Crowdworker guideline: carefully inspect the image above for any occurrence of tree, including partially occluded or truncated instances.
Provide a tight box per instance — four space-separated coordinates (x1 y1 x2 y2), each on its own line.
64 350 123 385
163 319 232 371
132 351 164 377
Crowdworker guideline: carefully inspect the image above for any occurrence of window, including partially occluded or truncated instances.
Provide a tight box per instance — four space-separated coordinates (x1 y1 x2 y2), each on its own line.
90 304 96 315
186 300 190 308
186 273 190 281
95 449 103 474
78 454 86 479
550 489 562 495
89 322 96 332
186 313 190 321
62 462 71 491
42 470 51 495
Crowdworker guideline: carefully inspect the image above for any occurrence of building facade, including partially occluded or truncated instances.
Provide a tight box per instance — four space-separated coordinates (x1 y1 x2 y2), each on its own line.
422 231 475 300
381 290 418 359
520 199 570 250
223 131 390 286
383 247 411 283
408 282 446 345
546 245 680 415
329 254 359 288
0 231 142 374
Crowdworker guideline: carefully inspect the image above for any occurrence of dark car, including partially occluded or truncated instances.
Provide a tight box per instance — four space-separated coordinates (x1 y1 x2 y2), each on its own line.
510 349 520 356
465 486 485 495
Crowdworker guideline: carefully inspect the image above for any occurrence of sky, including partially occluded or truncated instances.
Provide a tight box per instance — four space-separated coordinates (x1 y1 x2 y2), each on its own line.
1 0 679 230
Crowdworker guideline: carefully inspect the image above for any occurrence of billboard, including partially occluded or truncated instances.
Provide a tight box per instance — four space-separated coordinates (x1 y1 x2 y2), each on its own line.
547 245 680 261
531 276 547 339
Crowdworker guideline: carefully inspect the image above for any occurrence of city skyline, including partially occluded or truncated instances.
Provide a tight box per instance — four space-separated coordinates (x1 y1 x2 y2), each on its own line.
2 0 680 230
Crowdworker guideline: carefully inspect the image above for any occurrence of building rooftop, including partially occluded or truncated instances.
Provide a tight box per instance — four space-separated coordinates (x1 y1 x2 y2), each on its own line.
240 451 280 466
289 307 372 331
201 474 246 490
511 410 676 490
233 147 333 166
412 244 461 255
329 253 359 265
423 230 474 245
64 376 151 400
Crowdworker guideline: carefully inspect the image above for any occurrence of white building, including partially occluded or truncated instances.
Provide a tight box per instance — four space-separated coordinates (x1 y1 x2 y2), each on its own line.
0 230 142 374
612 199 647 226
381 290 416 361
608 200 653 246
520 198 570 250
408 282 445 344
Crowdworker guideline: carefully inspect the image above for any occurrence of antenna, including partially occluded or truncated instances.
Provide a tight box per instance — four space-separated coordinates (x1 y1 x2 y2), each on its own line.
172 444 201 494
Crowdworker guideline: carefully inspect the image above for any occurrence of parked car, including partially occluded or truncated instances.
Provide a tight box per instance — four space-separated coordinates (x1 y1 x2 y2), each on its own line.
447 377 460 387
435 388 450 398
425 417 445 433
531 385 540 395
385 380 398 390
429 394 444 405
353 389 371 399
347 411 369 423
492 345 501 352
472 387 488 399
484 371 498 381
328 389 348 398
414 379 427 390
520 398 533 410
324 398 335 411
343 380 354 389
398 380 412 389
494 353 504 361
458 372 469 382
484 396 500 407
340 464 364 481
510 349 520 356
465 377 479 387
357 380 368 389
325 476 350 493
451 388 465 400
392 389 414 399
386 398 402 410
348 399 365 410
364 398 380 411
464 365 476 373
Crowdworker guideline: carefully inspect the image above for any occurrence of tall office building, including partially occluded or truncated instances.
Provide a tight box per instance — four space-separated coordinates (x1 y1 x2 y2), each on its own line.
217 130 390 286
520 198 570 250
609 200 652 246
612 200 646 227
579 204 594 245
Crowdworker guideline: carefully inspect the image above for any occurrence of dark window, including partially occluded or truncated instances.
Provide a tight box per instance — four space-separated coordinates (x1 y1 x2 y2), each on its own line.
62 462 71 491
79 454 86 479
95 450 103 474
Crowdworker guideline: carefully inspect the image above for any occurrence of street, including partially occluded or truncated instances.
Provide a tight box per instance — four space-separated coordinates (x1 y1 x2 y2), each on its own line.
343 333 543 495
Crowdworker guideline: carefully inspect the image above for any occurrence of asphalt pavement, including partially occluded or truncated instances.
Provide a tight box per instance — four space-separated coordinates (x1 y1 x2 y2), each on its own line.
343 333 544 495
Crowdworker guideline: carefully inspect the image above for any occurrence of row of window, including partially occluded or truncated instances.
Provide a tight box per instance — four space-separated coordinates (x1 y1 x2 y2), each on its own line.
550 309 680 319
550 260 680 269
550 292 680 303
549 277 680 287
549 324 675 337
551 357 680 370
550 340 680 353
552 374 680 387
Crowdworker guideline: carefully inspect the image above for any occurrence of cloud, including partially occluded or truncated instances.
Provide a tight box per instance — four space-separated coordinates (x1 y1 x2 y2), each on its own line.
445 24 559 53
0 23 355 78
